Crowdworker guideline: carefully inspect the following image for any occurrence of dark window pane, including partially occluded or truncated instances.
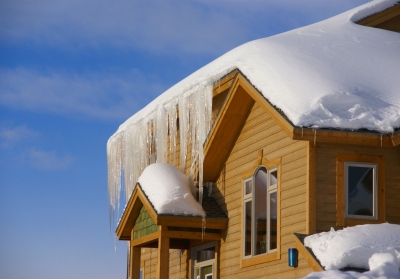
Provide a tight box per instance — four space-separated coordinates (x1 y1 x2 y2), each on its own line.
269 192 277 250
196 247 215 262
254 167 267 255
270 170 278 185
244 201 252 256
347 166 373 216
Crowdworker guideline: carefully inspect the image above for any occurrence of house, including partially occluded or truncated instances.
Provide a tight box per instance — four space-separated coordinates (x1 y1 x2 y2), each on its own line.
107 1 400 278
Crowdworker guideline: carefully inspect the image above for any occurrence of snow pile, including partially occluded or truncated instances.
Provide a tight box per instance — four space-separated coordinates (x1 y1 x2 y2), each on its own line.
108 0 400 226
304 224 400 270
137 163 205 217
302 253 400 279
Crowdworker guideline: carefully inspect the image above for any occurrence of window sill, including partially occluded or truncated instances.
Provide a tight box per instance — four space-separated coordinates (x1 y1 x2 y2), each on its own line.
240 252 279 268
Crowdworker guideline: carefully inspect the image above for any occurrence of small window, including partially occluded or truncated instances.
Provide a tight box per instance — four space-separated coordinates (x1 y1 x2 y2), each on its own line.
243 166 278 259
336 153 385 227
192 243 215 279
345 162 377 220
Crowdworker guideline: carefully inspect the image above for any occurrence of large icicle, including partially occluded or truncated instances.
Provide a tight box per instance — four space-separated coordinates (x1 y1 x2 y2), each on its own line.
107 68 234 228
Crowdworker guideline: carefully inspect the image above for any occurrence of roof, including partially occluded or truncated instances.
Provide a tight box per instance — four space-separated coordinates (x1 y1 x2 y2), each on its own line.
113 0 400 138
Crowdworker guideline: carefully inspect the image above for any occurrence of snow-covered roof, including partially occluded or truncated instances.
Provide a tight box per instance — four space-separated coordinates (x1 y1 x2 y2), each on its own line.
304 223 400 270
303 223 400 278
137 163 205 217
114 0 400 136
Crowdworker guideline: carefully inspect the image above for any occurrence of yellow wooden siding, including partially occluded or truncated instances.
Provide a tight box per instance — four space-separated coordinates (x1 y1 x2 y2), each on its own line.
315 143 400 232
214 102 312 278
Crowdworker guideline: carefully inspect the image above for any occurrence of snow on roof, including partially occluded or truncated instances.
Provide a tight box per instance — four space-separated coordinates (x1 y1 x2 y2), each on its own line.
304 224 400 271
302 253 400 279
137 163 205 217
114 0 400 137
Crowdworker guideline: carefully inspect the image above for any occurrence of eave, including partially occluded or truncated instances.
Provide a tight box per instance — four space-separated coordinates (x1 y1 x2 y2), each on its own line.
116 183 228 241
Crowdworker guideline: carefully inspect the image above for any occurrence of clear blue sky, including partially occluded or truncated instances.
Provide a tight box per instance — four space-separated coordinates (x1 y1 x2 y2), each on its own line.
0 1 370 278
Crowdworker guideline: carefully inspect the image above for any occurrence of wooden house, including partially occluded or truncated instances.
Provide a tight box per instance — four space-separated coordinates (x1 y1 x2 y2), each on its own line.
108 1 400 278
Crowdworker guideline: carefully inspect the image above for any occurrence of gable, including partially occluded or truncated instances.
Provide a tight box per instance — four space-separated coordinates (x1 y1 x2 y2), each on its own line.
357 3 400 33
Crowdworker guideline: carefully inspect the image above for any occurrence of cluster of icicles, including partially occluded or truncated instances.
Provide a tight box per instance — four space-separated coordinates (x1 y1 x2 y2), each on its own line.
107 69 232 228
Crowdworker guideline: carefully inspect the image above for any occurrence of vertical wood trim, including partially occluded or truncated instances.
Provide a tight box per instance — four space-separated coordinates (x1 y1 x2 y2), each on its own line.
130 245 141 279
215 241 220 279
157 237 170 279
336 158 345 226
306 142 317 234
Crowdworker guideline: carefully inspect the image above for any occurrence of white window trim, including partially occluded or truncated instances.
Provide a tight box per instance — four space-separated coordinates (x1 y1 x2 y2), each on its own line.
345 162 378 220
191 242 215 279
242 166 278 259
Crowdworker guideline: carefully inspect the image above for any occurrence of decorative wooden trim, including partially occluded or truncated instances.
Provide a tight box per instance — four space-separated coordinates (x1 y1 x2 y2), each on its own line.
306 142 317 234
157 237 170 279
131 231 161 247
116 185 159 240
336 153 386 227
157 216 228 229
212 70 238 96
294 235 323 272
356 4 400 27
293 128 400 147
161 230 221 241
240 153 281 268
240 252 279 268
215 241 220 279
130 245 142 279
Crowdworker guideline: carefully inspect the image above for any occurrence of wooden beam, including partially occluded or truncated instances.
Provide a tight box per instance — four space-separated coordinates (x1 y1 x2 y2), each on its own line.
293 128 400 147
157 216 228 229
130 245 141 279
204 79 255 182
156 237 170 279
294 234 323 272
212 70 238 96
161 230 221 241
131 231 161 247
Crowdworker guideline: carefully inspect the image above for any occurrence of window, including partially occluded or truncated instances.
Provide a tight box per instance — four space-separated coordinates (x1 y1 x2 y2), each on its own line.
345 162 377 219
192 242 215 279
241 163 279 266
336 154 385 227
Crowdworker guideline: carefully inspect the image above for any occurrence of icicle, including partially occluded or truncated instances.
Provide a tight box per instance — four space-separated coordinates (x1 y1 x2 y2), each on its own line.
179 95 189 171
156 105 167 163
107 68 223 231
302 128 303 139
314 129 317 146
202 216 206 241
380 134 383 147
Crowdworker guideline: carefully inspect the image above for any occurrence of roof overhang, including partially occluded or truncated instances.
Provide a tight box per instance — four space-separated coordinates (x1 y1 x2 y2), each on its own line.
116 184 228 241
202 70 400 182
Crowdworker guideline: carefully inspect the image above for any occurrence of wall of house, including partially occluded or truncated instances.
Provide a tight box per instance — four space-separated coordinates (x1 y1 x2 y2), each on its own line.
315 143 400 233
213 102 314 279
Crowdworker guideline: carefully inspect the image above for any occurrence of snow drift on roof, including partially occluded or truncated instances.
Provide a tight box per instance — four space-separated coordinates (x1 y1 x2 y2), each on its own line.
304 223 400 271
115 0 400 135
303 253 400 279
137 163 205 217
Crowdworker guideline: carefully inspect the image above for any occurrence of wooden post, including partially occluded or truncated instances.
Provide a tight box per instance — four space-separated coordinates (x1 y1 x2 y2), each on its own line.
130 245 141 279
156 237 170 279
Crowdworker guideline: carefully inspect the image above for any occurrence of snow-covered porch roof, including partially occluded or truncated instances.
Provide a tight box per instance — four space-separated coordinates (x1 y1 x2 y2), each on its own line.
116 164 228 241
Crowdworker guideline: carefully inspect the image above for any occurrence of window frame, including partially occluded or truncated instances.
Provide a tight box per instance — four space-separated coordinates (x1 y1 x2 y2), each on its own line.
336 153 385 227
344 162 378 220
191 242 216 279
240 157 281 268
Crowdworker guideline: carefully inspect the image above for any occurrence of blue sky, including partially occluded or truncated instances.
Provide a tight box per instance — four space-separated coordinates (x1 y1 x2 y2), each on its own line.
0 0 370 278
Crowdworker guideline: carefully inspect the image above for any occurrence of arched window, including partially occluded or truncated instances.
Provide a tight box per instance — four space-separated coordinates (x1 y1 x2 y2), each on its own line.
243 166 278 258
